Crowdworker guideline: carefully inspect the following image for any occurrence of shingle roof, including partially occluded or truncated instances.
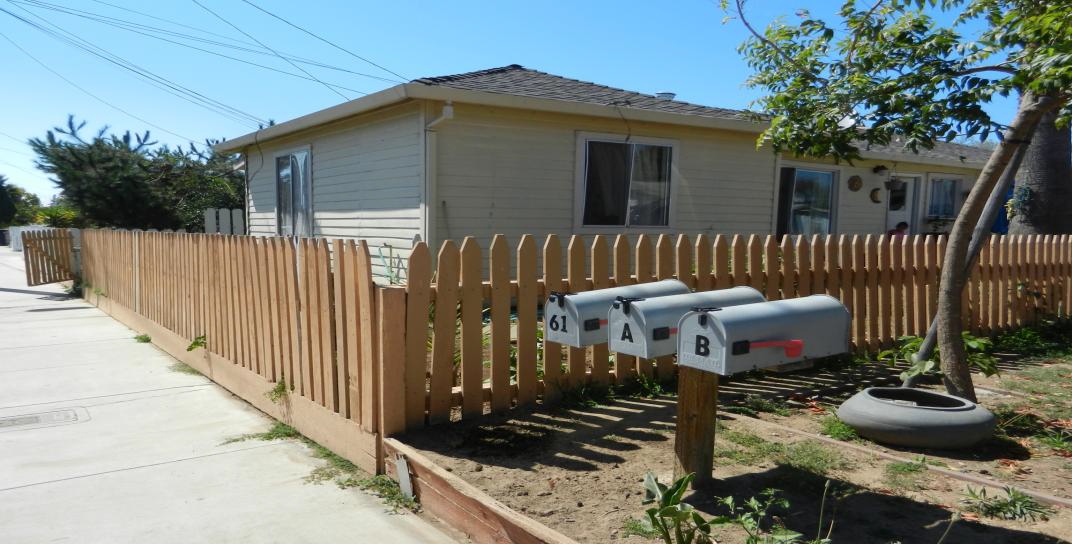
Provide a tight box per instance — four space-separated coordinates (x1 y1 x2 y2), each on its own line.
861 138 992 166
415 65 990 166
413 64 755 122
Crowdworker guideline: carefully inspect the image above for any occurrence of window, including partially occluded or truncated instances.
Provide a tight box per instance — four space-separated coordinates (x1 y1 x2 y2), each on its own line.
777 167 836 237
927 178 958 218
581 140 672 227
276 149 311 236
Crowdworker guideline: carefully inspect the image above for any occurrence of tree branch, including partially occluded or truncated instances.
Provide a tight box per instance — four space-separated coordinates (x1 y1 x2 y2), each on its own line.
843 0 887 63
734 0 826 83
950 65 1017 76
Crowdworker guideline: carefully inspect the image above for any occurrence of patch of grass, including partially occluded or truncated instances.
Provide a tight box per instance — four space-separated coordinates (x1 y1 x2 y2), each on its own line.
724 394 791 417
222 422 302 444
883 459 928 490
621 517 660 539
134 334 151 343
716 431 849 475
222 422 418 512
961 486 1052 522
265 378 288 404
169 362 201 375
338 474 419 513
92 287 104 296
992 405 1047 438
819 415 858 441
781 440 850 476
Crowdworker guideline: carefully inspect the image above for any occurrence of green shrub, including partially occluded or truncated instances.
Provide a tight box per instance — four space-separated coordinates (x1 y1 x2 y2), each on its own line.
961 486 1052 522
819 416 858 441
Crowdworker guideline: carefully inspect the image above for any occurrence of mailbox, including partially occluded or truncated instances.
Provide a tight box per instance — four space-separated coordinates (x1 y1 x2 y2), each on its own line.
607 287 766 359
676 295 850 376
544 279 689 347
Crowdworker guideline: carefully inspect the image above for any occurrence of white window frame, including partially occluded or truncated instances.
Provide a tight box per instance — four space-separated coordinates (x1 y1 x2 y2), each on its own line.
924 173 965 220
573 132 679 232
273 145 313 237
777 161 840 236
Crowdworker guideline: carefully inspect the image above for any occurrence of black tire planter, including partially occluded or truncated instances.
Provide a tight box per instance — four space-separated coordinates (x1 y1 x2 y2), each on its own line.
836 387 996 449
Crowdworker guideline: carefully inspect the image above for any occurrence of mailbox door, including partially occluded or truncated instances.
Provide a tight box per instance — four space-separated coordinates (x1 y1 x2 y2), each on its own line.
543 301 581 346
677 313 729 374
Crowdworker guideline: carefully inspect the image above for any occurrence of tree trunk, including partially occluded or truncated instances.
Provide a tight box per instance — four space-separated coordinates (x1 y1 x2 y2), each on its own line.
1009 108 1072 234
936 92 1061 402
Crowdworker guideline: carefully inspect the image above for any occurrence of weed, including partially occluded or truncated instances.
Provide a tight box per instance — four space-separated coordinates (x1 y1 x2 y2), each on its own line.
994 327 1052 355
960 486 1052 522
883 459 928 490
1038 428 1072 455
879 332 998 380
819 416 858 441
223 422 418 512
621 517 661 539
222 422 302 444
92 287 104 296
560 383 611 408
265 376 288 404
640 472 714 543
338 474 419 513
169 362 200 375
186 334 207 351
134 334 151 343
634 373 665 398
992 405 1046 438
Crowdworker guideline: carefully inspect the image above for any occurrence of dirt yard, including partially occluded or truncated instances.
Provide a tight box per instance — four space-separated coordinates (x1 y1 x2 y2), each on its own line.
402 356 1072 543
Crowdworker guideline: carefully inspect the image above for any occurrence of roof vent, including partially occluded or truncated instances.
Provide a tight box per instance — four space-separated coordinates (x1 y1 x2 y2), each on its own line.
655 91 676 101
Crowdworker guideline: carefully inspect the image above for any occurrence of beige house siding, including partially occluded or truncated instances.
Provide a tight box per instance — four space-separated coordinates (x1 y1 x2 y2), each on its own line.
431 102 776 254
244 102 423 277
788 156 979 235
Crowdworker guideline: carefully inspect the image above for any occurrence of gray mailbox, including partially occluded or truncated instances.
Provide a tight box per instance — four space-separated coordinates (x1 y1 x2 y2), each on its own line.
544 279 689 347
607 287 766 359
676 295 850 376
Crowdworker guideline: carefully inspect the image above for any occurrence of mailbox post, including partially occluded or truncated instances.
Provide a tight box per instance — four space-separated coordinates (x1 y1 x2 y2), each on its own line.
671 295 851 487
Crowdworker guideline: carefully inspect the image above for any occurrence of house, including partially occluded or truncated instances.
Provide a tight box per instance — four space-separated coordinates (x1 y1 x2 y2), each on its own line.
214 65 989 276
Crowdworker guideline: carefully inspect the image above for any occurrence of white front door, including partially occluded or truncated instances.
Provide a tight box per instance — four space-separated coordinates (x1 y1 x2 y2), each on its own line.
886 176 918 233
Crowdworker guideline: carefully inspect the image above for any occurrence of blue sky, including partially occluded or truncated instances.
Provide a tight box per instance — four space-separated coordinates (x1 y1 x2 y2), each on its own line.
0 0 1015 202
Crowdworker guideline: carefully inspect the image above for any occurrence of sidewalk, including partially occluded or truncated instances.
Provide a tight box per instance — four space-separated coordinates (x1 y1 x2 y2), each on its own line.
0 247 456 543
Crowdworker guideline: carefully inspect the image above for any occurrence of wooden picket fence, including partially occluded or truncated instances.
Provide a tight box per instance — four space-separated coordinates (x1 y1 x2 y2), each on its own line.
79 229 400 473
78 229 1072 440
399 233 1072 429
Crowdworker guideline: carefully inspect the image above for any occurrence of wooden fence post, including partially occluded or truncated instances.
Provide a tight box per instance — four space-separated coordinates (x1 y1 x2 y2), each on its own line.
379 286 407 438
673 367 718 488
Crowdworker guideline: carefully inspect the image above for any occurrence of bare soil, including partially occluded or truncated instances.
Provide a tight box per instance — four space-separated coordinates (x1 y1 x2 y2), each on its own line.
401 357 1072 543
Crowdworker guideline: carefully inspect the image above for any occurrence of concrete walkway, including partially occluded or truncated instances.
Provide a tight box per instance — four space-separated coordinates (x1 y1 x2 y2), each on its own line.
0 247 456 543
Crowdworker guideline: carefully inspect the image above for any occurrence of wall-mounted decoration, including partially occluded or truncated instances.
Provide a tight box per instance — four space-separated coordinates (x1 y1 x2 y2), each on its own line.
847 175 863 191
869 188 883 203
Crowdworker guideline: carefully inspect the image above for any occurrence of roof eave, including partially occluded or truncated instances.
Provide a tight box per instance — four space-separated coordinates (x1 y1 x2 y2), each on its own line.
213 84 411 153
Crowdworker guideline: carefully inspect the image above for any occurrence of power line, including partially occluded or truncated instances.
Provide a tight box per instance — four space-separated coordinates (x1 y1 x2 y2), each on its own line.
240 0 409 82
0 131 28 146
0 145 34 157
13 1 368 95
14 0 402 84
2 5 267 127
0 157 41 178
190 0 350 102
0 30 199 142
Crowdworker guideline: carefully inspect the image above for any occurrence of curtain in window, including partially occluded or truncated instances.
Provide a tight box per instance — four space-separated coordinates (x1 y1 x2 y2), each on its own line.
627 144 671 226
582 141 630 225
276 150 311 236
928 178 956 218
789 169 834 236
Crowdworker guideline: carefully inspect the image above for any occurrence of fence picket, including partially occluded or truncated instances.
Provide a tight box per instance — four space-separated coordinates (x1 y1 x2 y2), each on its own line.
543 235 565 398
429 241 459 424
613 235 636 382
489 235 512 412
459 237 484 418
635 235 654 378
590 235 611 385
516 235 538 405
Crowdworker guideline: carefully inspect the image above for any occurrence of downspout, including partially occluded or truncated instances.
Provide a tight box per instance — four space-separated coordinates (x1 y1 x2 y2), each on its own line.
423 101 454 251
